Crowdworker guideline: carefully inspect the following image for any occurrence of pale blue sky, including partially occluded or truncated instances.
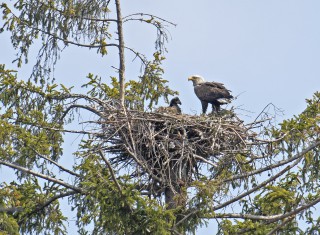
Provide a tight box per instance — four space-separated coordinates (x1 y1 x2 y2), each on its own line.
122 0 320 120
1 1 320 234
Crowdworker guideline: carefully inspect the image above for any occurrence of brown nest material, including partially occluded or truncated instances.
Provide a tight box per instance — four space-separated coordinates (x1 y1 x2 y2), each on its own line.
99 106 259 199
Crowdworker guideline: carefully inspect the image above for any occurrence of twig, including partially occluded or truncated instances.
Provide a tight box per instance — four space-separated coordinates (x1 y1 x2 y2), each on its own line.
123 13 177 26
98 150 122 192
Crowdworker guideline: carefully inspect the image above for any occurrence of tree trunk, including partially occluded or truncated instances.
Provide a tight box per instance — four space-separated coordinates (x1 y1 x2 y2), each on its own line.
165 161 187 209
165 161 188 234
115 0 126 107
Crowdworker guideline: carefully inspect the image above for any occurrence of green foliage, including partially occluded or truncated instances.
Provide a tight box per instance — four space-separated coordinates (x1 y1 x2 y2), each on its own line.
218 219 271 235
73 141 175 234
268 92 320 190
217 92 320 234
82 52 178 110
74 183 174 235
0 66 71 234
0 180 67 235
0 213 19 235
1 0 111 80
218 218 302 235
255 185 296 215
0 65 65 174
137 52 178 109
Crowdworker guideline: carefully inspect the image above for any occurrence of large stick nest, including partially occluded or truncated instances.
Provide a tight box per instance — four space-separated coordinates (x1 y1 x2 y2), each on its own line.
98 103 260 198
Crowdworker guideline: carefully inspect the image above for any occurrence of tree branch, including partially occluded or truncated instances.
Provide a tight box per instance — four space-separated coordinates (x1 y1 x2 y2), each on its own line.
125 46 147 64
18 190 78 224
11 119 98 135
123 13 177 26
33 150 81 178
98 150 122 192
22 1 117 23
194 154 218 168
0 160 83 193
35 190 77 211
207 193 320 222
223 140 320 183
209 213 282 220
212 158 300 211
123 144 162 183
61 104 104 120
0 207 24 213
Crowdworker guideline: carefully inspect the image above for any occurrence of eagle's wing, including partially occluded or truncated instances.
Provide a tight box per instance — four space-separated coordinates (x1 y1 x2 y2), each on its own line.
194 83 233 102
204 82 226 90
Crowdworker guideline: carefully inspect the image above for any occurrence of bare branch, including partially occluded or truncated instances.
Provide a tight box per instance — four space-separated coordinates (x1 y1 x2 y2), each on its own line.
0 160 83 193
10 120 99 135
123 144 163 183
213 157 300 211
33 150 81 178
61 104 105 119
125 46 147 64
34 190 77 211
210 213 282 220
123 13 177 26
223 140 320 183
0 207 24 213
98 150 122 192
207 193 320 222
13 138 80 178
194 154 218 168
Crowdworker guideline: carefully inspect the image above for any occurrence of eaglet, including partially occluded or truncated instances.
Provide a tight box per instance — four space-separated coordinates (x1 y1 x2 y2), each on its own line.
156 97 182 115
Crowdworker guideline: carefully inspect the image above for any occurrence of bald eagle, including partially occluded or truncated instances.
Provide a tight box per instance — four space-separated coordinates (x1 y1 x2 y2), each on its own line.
188 75 233 114
156 97 182 114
